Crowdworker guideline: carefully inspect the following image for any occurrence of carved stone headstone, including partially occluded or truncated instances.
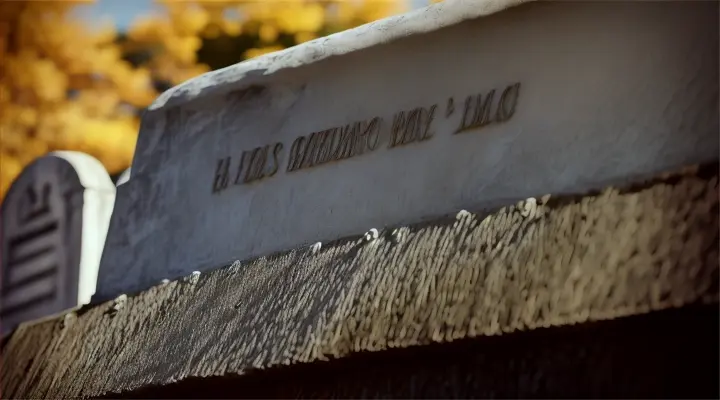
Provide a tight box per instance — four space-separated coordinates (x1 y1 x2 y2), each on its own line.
1 152 115 334
95 0 718 301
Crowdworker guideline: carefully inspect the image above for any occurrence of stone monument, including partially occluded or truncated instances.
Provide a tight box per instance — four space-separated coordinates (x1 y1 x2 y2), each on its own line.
95 0 718 301
115 168 131 187
0 152 116 334
1 0 717 398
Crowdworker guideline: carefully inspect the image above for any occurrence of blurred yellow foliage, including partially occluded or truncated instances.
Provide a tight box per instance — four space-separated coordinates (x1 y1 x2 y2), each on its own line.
1 0 411 200
0 0 148 198
125 1 410 88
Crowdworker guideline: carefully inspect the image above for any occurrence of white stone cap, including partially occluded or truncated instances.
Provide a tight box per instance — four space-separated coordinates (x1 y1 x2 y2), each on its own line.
149 0 532 111
47 152 116 307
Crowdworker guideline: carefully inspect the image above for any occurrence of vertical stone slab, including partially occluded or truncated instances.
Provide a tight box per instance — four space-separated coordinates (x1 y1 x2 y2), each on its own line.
95 0 719 301
1 152 115 334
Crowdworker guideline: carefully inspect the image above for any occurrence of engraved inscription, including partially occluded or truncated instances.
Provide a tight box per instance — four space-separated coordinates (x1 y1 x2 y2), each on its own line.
210 80 522 193
496 82 521 122
212 157 231 193
213 141 285 193
269 143 283 177
233 142 284 184
287 117 382 173
389 105 437 148
456 82 521 134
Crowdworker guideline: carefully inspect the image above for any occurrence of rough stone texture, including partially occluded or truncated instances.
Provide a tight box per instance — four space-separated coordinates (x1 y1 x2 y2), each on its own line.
2 163 718 398
105 305 720 399
96 0 720 301
0 152 116 336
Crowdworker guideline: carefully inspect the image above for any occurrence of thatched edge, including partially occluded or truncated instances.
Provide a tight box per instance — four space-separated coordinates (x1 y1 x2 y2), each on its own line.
2 162 718 398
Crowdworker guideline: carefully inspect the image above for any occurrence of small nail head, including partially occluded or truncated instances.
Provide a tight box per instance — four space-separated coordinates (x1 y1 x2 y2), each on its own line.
391 228 404 242
110 294 127 314
364 228 379 242
456 209 472 220
61 312 75 329
520 197 537 217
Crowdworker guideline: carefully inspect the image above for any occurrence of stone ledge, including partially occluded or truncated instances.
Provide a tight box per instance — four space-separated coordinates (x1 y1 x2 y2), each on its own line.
103 304 720 398
2 162 718 398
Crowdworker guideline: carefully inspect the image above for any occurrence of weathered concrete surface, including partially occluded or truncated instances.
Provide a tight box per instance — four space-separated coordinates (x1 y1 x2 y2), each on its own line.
2 163 718 398
96 0 719 300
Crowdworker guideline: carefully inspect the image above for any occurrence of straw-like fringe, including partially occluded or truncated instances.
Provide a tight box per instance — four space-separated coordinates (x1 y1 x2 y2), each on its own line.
2 163 717 399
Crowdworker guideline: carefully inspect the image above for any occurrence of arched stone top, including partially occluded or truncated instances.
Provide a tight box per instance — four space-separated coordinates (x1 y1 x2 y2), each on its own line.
1 151 116 335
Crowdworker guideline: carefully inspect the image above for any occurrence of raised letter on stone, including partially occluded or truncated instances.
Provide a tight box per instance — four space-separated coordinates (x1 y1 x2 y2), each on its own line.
390 106 435 147
495 82 521 122
234 151 249 185
365 117 381 150
456 89 496 134
403 109 421 145
287 136 307 172
244 146 268 183
213 157 231 193
389 111 407 148
314 130 333 165
420 105 437 141
301 132 322 170
333 124 355 161
446 97 455 118
268 142 283 177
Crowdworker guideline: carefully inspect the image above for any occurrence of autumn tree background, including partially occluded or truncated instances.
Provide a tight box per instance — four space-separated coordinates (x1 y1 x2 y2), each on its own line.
0 0 418 200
